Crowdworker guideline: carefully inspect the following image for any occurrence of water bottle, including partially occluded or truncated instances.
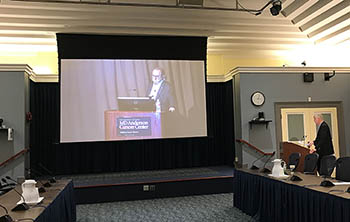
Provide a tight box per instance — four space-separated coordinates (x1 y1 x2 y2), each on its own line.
156 99 161 113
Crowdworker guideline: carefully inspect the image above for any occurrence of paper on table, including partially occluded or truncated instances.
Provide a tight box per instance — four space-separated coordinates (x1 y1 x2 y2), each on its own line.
332 182 350 185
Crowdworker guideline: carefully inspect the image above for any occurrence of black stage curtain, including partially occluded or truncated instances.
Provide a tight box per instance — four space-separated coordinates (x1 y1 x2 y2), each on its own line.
30 80 234 175
57 34 207 60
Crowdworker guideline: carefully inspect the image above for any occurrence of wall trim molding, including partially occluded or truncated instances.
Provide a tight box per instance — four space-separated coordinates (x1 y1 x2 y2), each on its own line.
3 65 350 83
210 67 350 82
206 73 232 82
30 74 59 82
229 66 350 76
0 64 34 77
0 64 59 82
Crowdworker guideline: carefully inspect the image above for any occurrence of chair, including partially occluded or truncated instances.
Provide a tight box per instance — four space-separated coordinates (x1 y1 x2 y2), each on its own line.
288 152 301 170
335 157 350 182
303 153 319 174
319 155 336 177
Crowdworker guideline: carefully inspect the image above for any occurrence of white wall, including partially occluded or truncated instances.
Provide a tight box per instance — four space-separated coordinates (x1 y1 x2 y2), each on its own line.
0 65 31 180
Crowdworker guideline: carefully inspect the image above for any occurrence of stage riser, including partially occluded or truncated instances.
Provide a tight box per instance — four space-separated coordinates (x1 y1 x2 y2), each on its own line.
75 177 233 204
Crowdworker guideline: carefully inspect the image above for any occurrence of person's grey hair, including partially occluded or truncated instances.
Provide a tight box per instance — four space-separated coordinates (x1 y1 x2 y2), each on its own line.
153 68 163 74
152 68 165 79
313 113 324 120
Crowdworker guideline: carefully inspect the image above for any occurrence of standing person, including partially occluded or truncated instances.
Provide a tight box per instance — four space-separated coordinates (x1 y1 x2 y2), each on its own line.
148 68 175 112
148 68 177 137
308 113 335 173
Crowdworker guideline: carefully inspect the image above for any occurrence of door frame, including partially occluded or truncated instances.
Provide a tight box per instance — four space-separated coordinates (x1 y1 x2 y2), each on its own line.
275 101 345 159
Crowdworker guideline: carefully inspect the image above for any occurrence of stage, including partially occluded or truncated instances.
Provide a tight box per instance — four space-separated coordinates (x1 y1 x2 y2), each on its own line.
59 165 234 204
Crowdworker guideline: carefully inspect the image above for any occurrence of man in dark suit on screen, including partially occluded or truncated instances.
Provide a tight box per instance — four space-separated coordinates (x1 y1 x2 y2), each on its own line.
147 68 178 137
148 68 176 113
308 113 335 173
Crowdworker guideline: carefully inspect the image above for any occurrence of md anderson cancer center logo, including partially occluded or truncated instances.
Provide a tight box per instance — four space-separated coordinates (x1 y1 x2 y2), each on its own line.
117 117 152 136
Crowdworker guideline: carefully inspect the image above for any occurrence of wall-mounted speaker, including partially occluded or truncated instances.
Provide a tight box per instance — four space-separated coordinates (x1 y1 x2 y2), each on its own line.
303 73 314 82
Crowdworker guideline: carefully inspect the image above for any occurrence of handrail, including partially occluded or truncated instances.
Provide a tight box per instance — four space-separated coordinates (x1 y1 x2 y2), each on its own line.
0 148 29 169
236 139 274 156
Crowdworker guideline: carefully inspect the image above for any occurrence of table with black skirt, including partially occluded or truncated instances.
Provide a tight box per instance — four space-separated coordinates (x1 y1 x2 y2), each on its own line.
234 168 350 222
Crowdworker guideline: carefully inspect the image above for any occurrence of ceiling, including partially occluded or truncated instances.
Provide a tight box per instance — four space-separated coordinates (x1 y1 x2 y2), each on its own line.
0 0 349 59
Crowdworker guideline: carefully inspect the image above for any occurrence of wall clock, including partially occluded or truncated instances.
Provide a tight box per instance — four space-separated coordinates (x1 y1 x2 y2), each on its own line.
251 91 265 106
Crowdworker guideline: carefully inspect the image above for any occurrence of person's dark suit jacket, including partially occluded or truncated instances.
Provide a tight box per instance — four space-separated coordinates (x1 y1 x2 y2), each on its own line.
148 81 175 112
313 121 334 157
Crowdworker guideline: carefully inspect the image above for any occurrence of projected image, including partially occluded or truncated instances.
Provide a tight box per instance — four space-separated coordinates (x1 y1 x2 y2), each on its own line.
60 59 207 142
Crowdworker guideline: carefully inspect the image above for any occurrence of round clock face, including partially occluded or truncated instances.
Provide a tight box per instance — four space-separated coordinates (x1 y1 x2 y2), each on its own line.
251 91 265 106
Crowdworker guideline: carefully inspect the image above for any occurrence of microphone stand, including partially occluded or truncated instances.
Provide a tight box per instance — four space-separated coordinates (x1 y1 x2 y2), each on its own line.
250 154 266 170
38 164 56 183
260 152 275 173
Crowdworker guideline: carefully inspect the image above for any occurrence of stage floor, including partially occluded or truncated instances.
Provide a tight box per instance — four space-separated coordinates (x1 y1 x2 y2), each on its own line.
59 165 234 188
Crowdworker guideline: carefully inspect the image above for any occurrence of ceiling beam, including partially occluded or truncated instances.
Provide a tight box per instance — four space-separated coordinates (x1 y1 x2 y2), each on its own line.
299 0 350 31
0 24 300 38
4 0 263 13
0 17 302 33
0 33 55 38
315 24 350 44
207 49 290 58
0 12 294 27
336 37 350 45
307 12 350 38
207 43 303 50
0 4 292 22
209 32 307 40
0 41 56 45
292 0 332 24
281 0 309 17
209 38 312 45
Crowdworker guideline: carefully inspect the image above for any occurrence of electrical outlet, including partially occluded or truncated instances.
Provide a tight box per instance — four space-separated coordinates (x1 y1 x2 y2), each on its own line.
143 185 149 191
150 185 155 191
8 128 13 141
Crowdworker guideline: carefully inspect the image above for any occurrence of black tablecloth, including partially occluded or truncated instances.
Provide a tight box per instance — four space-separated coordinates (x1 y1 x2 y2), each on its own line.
234 169 350 222
35 180 76 222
